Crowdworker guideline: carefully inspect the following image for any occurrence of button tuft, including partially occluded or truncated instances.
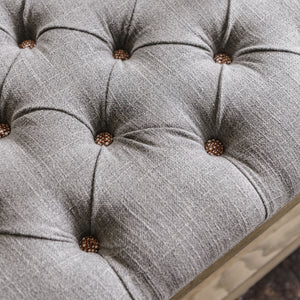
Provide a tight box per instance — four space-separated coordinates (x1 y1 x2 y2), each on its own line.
205 139 224 156
0 124 11 138
113 49 130 60
95 132 113 146
214 54 232 64
80 236 100 253
19 40 36 49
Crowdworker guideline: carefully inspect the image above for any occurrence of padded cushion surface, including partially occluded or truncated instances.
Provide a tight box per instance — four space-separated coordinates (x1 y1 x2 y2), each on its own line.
0 0 299 299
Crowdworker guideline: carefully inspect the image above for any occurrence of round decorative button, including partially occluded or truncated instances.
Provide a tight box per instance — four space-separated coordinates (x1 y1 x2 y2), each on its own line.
214 53 232 64
0 124 11 138
113 49 130 60
95 132 113 146
79 236 100 253
205 139 224 156
19 40 36 49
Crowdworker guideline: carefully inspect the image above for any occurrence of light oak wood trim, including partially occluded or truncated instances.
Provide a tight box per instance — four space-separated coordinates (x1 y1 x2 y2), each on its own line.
171 195 300 300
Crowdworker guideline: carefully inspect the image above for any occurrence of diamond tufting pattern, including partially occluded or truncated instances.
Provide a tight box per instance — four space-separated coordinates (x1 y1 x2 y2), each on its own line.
0 0 299 299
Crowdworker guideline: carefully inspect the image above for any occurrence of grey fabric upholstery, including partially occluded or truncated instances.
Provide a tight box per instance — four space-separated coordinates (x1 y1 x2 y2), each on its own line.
0 0 299 299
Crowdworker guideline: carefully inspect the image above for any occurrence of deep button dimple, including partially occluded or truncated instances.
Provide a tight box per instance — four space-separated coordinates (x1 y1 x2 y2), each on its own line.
79 236 100 253
214 53 232 64
95 132 114 146
0 124 11 138
113 49 130 60
205 139 224 156
19 40 36 49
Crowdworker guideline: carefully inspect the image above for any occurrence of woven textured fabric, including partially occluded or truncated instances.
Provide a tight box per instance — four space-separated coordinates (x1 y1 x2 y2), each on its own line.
0 0 299 299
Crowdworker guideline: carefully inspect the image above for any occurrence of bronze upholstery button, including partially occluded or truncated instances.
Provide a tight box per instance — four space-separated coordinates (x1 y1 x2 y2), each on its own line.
214 53 232 64
0 124 11 138
205 139 224 156
79 236 100 253
95 132 113 146
113 49 130 60
19 40 36 49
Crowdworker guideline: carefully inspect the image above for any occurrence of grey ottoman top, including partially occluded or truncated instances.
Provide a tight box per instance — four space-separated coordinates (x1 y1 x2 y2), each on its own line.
0 0 299 299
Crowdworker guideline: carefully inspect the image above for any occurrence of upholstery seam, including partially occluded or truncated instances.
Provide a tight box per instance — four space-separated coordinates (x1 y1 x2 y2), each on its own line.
214 64 224 134
99 256 135 300
0 27 17 42
123 0 138 48
104 61 117 130
223 156 269 220
220 0 232 51
237 48 300 57
90 147 102 235
21 0 27 41
119 126 196 137
0 232 73 243
132 41 210 55
0 51 21 122
36 26 109 46
11 107 94 135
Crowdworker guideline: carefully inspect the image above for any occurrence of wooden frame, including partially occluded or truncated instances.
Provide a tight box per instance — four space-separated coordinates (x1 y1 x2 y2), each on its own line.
171 194 300 300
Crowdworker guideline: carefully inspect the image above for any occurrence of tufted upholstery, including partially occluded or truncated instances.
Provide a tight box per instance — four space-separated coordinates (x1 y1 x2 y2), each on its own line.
0 0 299 299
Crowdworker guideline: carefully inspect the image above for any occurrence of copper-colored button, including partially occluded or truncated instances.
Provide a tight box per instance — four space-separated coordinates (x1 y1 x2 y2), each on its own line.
95 132 113 146
205 139 224 156
80 236 100 253
19 40 36 49
0 124 11 138
113 49 130 60
214 53 232 64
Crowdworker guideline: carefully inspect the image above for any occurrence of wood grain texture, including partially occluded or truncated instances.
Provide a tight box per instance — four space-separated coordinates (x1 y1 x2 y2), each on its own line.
171 195 300 300
239 247 300 300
